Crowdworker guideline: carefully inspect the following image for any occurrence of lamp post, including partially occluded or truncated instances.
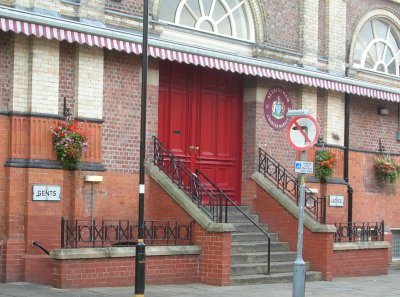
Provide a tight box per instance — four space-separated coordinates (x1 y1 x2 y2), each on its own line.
286 109 311 297
135 0 148 296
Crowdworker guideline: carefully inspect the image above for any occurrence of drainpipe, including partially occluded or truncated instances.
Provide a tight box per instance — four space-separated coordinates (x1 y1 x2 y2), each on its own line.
344 82 353 236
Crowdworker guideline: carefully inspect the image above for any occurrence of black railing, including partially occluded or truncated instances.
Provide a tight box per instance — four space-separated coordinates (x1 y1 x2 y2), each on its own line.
334 221 384 243
257 147 326 223
61 218 193 248
153 137 271 274
153 136 229 223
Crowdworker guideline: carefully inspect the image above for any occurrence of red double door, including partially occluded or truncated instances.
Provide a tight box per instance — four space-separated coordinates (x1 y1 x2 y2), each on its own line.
158 61 243 204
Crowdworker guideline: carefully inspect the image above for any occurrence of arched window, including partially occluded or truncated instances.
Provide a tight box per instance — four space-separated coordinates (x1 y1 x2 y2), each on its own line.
353 18 400 76
159 0 255 41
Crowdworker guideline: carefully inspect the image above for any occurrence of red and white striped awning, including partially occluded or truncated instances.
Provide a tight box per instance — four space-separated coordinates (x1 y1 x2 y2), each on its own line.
1 17 399 102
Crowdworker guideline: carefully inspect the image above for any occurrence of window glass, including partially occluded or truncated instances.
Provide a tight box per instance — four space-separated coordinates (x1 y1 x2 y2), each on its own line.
353 18 400 77
159 0 253 41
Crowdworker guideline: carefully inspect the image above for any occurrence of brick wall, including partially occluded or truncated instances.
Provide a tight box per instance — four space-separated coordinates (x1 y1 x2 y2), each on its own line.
349 96 400 153
252 180 334 280
333 248 388 277
192 224 231 286
52 254 199 289
102 51 141 172
346 0 399 43
348 151 400 228
318 0 326 58
105 0 143 16
264 0 300 50
59 42 76 116
0 32 11 112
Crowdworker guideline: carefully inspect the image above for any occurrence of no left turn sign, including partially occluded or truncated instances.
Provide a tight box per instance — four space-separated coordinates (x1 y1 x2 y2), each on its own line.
287 115 319 151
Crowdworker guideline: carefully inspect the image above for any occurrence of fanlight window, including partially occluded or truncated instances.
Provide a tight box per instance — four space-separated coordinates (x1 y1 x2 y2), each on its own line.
159 0 254 41
353 18 400 76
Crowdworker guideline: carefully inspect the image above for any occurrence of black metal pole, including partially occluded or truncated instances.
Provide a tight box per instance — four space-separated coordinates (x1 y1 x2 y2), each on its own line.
135 0 148 296
344 92 353 239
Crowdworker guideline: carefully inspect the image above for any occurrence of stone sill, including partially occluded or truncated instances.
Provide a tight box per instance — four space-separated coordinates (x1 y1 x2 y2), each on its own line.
50 245 200 260
333 241 390 251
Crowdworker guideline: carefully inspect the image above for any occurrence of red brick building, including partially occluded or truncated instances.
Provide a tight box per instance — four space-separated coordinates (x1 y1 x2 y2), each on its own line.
0 0 399 288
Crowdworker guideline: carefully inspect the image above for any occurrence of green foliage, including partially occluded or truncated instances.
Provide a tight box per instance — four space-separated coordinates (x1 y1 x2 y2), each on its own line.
50 117 88 170
315 150 337 182
374 157 400 184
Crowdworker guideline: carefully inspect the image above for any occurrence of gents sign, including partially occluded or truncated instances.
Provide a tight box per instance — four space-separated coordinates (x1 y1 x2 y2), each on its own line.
264 87 292 130
32 185 61 201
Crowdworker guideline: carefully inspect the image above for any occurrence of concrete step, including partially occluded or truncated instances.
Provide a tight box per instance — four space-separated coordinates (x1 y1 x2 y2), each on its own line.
230 270 323 285
231 251 297 264
232 232 278 242
232 222 269 233
227 213 259 223
231 241 289 253
231 261 310 276
227 206 251 214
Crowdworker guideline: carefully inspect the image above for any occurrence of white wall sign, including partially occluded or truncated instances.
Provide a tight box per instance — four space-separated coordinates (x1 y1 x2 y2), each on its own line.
32 185 61 201
329 195 344 207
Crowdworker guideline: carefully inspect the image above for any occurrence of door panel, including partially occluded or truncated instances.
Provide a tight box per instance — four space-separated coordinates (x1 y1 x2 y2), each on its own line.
158 61 242 204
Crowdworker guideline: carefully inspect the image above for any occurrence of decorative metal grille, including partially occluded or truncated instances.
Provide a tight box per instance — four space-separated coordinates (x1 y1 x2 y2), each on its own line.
334 221 384 243
61 218 193 248
257 147 326 223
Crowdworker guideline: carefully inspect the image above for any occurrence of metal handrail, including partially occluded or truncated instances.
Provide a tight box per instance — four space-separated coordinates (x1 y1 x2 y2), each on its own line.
152 136 271 274
153 136 229 223
257 147 326 223
197 170 271 274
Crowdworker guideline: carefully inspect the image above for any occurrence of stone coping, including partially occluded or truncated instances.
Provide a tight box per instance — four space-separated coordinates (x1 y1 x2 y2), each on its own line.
251 172 336 233
333 241 391 251
50 245 201 260
146 163 235 233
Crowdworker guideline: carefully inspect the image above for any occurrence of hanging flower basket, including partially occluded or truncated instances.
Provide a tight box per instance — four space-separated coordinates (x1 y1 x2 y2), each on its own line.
374 157 400 183
315 150 337 182
50 117 88 170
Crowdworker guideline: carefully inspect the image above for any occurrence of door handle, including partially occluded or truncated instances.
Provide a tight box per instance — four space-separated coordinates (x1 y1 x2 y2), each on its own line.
189 146 200 151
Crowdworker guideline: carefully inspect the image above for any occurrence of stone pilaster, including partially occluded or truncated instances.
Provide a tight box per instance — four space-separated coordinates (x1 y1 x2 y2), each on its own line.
326 0 347 74
74 45 104 119
324 91 345 145
31 38 60 115
10 35 30 113
300 0 319 67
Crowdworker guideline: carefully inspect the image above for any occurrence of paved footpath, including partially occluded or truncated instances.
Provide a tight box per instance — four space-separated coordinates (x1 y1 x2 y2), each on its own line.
1 267 399 297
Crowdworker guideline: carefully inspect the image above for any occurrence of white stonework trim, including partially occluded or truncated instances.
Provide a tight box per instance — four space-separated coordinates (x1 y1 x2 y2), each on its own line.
10 34 30 112
31 38 59 115
75 45 104 119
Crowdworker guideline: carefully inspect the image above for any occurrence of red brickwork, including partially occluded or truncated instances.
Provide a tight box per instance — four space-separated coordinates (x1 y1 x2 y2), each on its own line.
318 0 326 58
53 257 135 288
53 254 199 289
59 41 75 116
348 151 400 227
349 96 400 153
102 52 158 172
0 116 8 281
264 0 300 50
252 180 334 280
24 255 53 285
0 32 11 112
192 224 231 286
346 1 399 42
332 248 388 277
105 0 143 16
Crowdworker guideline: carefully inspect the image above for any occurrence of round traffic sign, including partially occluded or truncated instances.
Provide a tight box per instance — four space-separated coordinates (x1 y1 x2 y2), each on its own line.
287 115 319 151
